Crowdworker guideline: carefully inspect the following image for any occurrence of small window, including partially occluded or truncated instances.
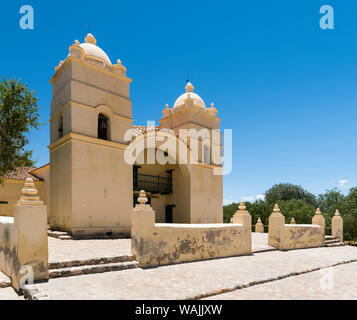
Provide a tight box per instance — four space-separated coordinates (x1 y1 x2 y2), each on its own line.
203 142 210 164
58 114 63 139
98 114 109 140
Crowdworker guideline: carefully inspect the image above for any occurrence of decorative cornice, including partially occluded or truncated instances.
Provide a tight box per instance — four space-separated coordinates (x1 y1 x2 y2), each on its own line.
159 106 221 123
49 101 134 123
48 132 128 152
49 56 133 84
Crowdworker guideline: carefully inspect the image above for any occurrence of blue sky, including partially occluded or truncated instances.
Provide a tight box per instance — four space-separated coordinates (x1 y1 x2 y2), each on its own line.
0 0 356 203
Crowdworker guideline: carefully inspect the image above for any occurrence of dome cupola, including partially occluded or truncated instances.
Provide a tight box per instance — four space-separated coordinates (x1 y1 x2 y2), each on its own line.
172 82 206 113
53 33 128 77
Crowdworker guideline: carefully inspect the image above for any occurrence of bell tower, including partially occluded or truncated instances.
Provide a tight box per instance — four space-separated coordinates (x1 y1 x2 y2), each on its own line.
49 33 133 237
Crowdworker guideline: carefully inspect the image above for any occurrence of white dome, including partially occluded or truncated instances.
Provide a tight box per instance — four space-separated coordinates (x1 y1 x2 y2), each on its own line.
79 42 112 65
68 33 112 65
173 92 206 109
173 82 206 111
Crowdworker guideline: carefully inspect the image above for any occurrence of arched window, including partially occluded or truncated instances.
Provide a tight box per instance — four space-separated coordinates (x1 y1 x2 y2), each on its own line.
203 141 210 164
58 114 63 139
98 113 109 140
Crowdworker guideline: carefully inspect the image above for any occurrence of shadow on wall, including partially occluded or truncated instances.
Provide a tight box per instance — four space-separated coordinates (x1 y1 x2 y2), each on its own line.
131 191 251 267
0 178 48 290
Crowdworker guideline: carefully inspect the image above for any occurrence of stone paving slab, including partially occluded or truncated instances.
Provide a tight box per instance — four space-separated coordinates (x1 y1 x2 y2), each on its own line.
0 287 24 300
204 261 357 300
49 237 131 263
34 245 357 300
251 233 275 252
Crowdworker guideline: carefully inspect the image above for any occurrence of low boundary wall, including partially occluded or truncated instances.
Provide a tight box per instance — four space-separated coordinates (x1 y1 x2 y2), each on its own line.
268 205 325 250
0 178 48 290
131 192 251 267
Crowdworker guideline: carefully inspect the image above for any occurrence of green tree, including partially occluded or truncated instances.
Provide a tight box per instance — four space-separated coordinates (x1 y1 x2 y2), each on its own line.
276 199 316 224
0 78 40 182
246 200 273 226
339 188 357 241
265 183 317 206
223 202 239 223
317 188 345 227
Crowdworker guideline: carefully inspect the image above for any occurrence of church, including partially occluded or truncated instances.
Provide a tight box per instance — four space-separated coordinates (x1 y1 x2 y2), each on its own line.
1 33 224 238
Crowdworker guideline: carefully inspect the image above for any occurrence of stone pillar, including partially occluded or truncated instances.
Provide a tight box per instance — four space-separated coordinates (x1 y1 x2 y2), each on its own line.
231 201 252 231
268 204 285 248
290 217 296 224
131 190 156 261
13 178 48 290
255 217 264 233
312 208 325 229
332 210 343 242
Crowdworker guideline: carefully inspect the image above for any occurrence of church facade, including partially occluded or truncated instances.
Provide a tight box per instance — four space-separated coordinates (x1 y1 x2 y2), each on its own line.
27 33 224 237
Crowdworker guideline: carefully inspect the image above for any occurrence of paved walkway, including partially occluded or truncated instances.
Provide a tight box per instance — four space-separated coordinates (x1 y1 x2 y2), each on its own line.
204 261 357 300
33 245 357 300
0 287 24 300
49 237 131 264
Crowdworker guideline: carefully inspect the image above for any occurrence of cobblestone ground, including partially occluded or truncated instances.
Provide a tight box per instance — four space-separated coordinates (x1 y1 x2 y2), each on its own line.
49 237 131 263
251 233 275 252
34 245 357 300
0 287 24 300
204 261 357 300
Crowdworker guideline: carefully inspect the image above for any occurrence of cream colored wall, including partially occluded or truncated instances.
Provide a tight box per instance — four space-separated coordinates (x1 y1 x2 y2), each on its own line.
279 225 325 250
188 165 223 223
0 180 45 217
160 107 220 131
131 202 251 267
135 145 222 224
151 196 165 222
268 211 325 250
135 150 192 223
0 202 48 291
70 138 132 237
50 59 132 144
50 141 72 231
0 217 15 277
49 51 134 237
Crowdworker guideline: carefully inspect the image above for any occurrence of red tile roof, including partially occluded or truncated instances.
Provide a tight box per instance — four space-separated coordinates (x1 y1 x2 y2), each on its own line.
4 167 42 181
131 126 176 137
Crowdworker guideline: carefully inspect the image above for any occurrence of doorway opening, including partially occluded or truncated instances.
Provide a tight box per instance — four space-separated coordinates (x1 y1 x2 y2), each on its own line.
165 204 175 223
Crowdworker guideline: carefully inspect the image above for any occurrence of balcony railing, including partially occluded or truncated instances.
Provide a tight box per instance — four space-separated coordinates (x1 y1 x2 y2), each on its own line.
133 173 172 194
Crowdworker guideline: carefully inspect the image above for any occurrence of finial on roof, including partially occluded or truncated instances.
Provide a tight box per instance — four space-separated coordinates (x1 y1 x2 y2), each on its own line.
239 201 246 210
185 82 194 93
137 190 148 206
257 217 262 223
272 204 281 215
74 40 80 45
85 33 96 45
335 209 340 216
315 208 322 215
17 178 43 206
291 217 296 224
